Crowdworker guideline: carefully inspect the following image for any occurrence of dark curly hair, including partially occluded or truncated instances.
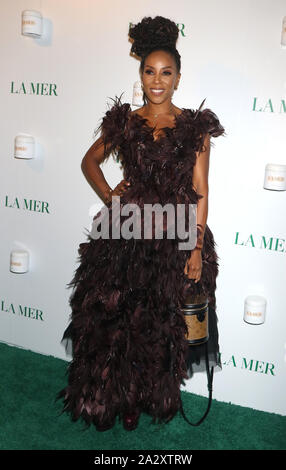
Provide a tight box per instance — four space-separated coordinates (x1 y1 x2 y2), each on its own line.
129 16 181 74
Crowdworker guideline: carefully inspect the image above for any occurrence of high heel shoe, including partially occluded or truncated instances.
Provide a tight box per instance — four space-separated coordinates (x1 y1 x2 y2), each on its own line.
123 409 140 431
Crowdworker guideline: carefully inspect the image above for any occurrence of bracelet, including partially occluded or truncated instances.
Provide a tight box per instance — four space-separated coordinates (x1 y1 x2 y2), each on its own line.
194 245 203 251
104 187 113 205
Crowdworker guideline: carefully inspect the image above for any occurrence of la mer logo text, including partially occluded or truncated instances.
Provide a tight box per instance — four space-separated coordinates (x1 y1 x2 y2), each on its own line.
4 196 50 214
252 97 286 113
235 232 286 253
1 299 44 321
10 81 58 96
22 20 36 25
219 353 275 375
245 311 263 318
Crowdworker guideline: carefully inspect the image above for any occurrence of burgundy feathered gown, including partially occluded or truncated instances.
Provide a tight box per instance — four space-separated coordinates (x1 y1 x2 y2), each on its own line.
56 95 225 430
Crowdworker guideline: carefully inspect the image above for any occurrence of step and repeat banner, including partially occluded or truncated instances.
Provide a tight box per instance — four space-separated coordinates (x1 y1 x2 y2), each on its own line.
0 0 285 416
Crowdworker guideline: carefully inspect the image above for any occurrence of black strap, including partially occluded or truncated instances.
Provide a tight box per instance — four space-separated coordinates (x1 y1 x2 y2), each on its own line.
179 341 214 426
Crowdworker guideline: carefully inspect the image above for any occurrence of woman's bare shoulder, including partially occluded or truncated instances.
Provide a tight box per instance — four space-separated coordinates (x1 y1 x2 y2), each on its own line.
129 107 145 117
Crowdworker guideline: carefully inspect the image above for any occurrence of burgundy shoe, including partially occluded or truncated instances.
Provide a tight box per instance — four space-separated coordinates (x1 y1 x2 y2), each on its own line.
123 410 140 431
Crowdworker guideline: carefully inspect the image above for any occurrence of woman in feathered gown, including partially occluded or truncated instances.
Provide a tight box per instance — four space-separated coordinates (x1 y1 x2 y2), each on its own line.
56 16 225 432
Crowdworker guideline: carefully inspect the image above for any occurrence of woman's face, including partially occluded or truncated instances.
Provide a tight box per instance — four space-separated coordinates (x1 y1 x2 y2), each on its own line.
141 50 181 106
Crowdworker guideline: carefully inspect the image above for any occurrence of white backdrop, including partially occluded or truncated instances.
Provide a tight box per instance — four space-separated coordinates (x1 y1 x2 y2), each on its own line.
0 0 285 416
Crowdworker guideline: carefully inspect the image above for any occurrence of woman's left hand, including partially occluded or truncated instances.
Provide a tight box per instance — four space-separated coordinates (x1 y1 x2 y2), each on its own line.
184 249 202 283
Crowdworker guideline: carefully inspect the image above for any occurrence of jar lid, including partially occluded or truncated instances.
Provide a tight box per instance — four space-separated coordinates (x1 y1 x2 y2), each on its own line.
265 163 286 172
245 295 266 307
22 10 42 19
15 134 35 144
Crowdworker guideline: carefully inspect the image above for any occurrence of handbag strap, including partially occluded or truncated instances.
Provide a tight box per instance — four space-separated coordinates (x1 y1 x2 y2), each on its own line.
179 341 214 426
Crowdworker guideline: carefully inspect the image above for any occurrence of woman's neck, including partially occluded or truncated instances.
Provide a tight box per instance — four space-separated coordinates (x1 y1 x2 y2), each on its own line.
143 101 175 117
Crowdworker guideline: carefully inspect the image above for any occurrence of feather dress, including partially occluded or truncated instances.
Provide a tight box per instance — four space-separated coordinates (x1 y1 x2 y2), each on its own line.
56 95 226 430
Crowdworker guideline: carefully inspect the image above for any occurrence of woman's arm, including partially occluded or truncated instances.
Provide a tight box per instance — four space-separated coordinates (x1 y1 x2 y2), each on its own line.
184 133 210 281
81 137 130 205
192 133 210 250
81 137 113 204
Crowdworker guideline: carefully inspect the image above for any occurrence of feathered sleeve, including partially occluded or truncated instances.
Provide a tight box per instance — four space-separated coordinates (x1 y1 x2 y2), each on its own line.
93 93 131 162
192 99 226 153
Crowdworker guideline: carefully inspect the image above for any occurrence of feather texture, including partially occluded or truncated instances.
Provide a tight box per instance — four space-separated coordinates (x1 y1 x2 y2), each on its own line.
56 95 225 430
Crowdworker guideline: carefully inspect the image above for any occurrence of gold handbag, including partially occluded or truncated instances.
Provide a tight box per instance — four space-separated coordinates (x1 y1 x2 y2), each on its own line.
179 279 214 426
181 289 209 345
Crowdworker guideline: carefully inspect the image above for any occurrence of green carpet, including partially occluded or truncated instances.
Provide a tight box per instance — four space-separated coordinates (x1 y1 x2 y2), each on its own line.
0 341 285 450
